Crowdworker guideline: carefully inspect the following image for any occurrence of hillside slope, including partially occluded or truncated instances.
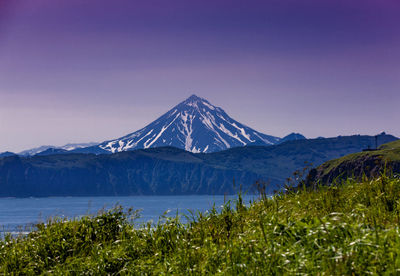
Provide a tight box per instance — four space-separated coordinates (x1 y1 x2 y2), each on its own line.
306 140 400 186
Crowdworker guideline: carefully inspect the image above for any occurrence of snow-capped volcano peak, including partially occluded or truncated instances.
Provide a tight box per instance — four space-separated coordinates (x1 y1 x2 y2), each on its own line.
97 94 279 153
181 94 217 109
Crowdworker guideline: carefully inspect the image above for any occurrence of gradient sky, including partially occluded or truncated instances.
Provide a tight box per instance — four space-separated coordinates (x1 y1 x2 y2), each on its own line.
0 0 399 152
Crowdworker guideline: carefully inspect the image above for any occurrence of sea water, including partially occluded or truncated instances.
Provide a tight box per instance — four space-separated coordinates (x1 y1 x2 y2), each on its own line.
0 195 256 235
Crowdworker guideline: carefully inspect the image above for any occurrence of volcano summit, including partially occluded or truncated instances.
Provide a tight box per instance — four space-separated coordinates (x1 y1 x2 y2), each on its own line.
95 95 280 153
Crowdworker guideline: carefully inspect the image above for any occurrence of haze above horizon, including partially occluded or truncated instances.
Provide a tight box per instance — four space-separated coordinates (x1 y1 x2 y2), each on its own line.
1 0 399 152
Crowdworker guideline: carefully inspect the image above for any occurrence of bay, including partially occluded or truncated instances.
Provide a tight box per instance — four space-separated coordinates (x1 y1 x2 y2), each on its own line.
0 195 256 235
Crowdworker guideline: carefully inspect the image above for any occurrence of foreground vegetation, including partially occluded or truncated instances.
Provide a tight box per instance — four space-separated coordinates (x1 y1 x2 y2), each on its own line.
1 174 400 274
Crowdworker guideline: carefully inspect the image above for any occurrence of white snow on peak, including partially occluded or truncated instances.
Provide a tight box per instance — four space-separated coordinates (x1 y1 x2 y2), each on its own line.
118 140 125 152
169 109 178 117
202 101 215 110
185 101 199 109
253 132 274 145
218 123 246 145
191 146 201 153
179 111 195 151
146 113 180 148
231 123 255 142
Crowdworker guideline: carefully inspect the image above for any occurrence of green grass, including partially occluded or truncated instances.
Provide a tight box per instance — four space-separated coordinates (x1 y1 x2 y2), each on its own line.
2 174 400 274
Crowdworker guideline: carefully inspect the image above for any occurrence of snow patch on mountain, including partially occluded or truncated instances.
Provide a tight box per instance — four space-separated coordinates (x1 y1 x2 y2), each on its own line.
18 142 99 156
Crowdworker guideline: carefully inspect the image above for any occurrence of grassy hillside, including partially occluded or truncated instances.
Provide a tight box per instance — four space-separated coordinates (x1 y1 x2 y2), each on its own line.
307 140 400 186
2 175 400 274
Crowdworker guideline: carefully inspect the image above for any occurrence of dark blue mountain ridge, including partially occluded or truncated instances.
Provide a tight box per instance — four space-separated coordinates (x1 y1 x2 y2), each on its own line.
18 142 99 156
90 94 281 153
0 134 397 197
0 151 16 158
35 148 69 156
278 133 307 144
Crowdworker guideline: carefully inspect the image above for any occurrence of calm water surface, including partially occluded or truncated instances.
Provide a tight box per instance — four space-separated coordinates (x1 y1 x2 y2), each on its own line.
0 195 256 235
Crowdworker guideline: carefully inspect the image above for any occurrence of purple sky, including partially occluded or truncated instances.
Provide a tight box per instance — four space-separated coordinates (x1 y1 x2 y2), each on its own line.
1 0 399 152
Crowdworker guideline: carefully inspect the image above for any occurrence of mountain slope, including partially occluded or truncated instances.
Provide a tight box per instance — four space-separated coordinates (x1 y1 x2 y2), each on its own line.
95 95 280 153
0 134 397 196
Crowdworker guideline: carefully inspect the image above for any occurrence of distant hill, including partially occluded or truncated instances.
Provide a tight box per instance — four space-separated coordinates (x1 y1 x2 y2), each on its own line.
306 140 400 186
278 133 306 144
35 148 70 156
0 152 16 158
18 142 99 156
0 134 397 197
18 145 55 156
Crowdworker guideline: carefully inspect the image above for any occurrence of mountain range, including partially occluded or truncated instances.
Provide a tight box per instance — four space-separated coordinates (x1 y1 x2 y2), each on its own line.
1 95 398 197
7 95 304 156
0 134 397 197
17 142 99 156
